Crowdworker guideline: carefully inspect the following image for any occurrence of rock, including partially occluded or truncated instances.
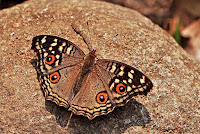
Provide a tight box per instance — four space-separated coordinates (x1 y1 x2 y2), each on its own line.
0 0 199 133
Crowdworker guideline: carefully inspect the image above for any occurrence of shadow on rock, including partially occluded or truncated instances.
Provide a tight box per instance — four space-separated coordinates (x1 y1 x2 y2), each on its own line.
45 100 151 134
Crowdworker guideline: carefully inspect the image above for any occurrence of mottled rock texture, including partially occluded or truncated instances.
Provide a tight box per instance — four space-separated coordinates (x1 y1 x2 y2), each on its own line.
0 0 199 133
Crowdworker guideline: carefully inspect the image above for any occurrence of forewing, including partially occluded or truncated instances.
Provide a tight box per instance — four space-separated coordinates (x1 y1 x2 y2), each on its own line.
32 35 85 108
96 59 153 106
32 35 85 74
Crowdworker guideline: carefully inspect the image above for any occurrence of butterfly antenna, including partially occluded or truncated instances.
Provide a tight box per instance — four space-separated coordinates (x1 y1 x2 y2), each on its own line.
86 21 93 51
66 112 73 129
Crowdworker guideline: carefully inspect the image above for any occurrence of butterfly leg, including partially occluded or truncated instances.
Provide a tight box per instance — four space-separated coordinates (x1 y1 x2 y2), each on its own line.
66 112 74 129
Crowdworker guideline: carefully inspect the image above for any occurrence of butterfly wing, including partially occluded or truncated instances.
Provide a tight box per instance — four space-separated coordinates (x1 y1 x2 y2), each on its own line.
32 35 85 108
96 59 153 106
69 66 115 120
32 35 153 119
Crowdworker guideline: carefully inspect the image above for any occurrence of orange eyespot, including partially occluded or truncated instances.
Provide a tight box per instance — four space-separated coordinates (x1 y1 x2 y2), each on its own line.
116 83 126 94
96 92 108 104
45 55 55 65
50 72 60 83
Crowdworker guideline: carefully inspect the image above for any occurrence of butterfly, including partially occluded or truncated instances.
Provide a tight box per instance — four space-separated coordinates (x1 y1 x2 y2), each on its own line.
31 35 153 120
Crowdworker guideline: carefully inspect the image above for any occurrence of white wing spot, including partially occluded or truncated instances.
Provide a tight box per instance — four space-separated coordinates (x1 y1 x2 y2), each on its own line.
46 64 52 70
134 89 139 92
139 87 144 92
44 76 47 81
106 63 112 71
40 66 45 72
55 60 59 66
51 42 57 46
56 55 60 59
67 45 73 55
58 46 63 52
54 38 58 42
127 86 132 92
143 85 147 90
128 79 132 83
110 82 115 90
110 63 116 73
118 71 124 76
62 42 66 46
128 72 133 79
115 79 120 83
120 66 125 71
140 75 145 84
41 36 46 44
44 52 48 57
36 45 40 50
49 47 53 50
123 80 127 84
51 51 55 54
132 84 136 88
130 70 134 74
39 49 42 54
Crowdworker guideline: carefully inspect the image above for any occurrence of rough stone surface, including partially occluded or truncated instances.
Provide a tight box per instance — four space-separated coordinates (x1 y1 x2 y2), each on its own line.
0 0 200 133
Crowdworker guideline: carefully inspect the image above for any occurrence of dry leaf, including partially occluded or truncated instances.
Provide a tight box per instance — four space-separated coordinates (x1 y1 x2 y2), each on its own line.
181 19 200 60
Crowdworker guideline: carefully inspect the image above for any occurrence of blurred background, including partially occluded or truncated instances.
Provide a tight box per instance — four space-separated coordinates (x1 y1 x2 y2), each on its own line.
1 0 200 60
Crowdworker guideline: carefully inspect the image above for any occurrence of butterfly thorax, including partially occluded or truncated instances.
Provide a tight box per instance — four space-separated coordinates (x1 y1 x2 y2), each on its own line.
73 50 97 95
80 50 96 76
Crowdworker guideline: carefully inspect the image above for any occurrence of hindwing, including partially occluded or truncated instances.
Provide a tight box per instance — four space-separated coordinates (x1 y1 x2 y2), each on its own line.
96 59 153 106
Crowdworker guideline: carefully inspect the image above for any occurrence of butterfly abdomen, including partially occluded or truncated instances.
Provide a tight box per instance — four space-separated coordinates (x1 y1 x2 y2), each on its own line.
73 50 97 95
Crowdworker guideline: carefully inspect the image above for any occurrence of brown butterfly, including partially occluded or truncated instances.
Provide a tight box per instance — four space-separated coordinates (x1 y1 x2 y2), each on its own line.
31 35 153 120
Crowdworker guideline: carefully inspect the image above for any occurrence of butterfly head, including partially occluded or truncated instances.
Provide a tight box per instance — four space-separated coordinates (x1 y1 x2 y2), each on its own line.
88 49 97 59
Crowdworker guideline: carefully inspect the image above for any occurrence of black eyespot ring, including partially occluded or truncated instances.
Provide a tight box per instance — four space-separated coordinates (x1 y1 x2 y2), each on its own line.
116 83 126 94
50 72 60 83
96 91 108 104
45 55 55 65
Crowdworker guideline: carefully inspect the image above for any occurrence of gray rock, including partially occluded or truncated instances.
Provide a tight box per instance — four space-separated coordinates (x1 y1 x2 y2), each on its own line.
0 0 199 133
